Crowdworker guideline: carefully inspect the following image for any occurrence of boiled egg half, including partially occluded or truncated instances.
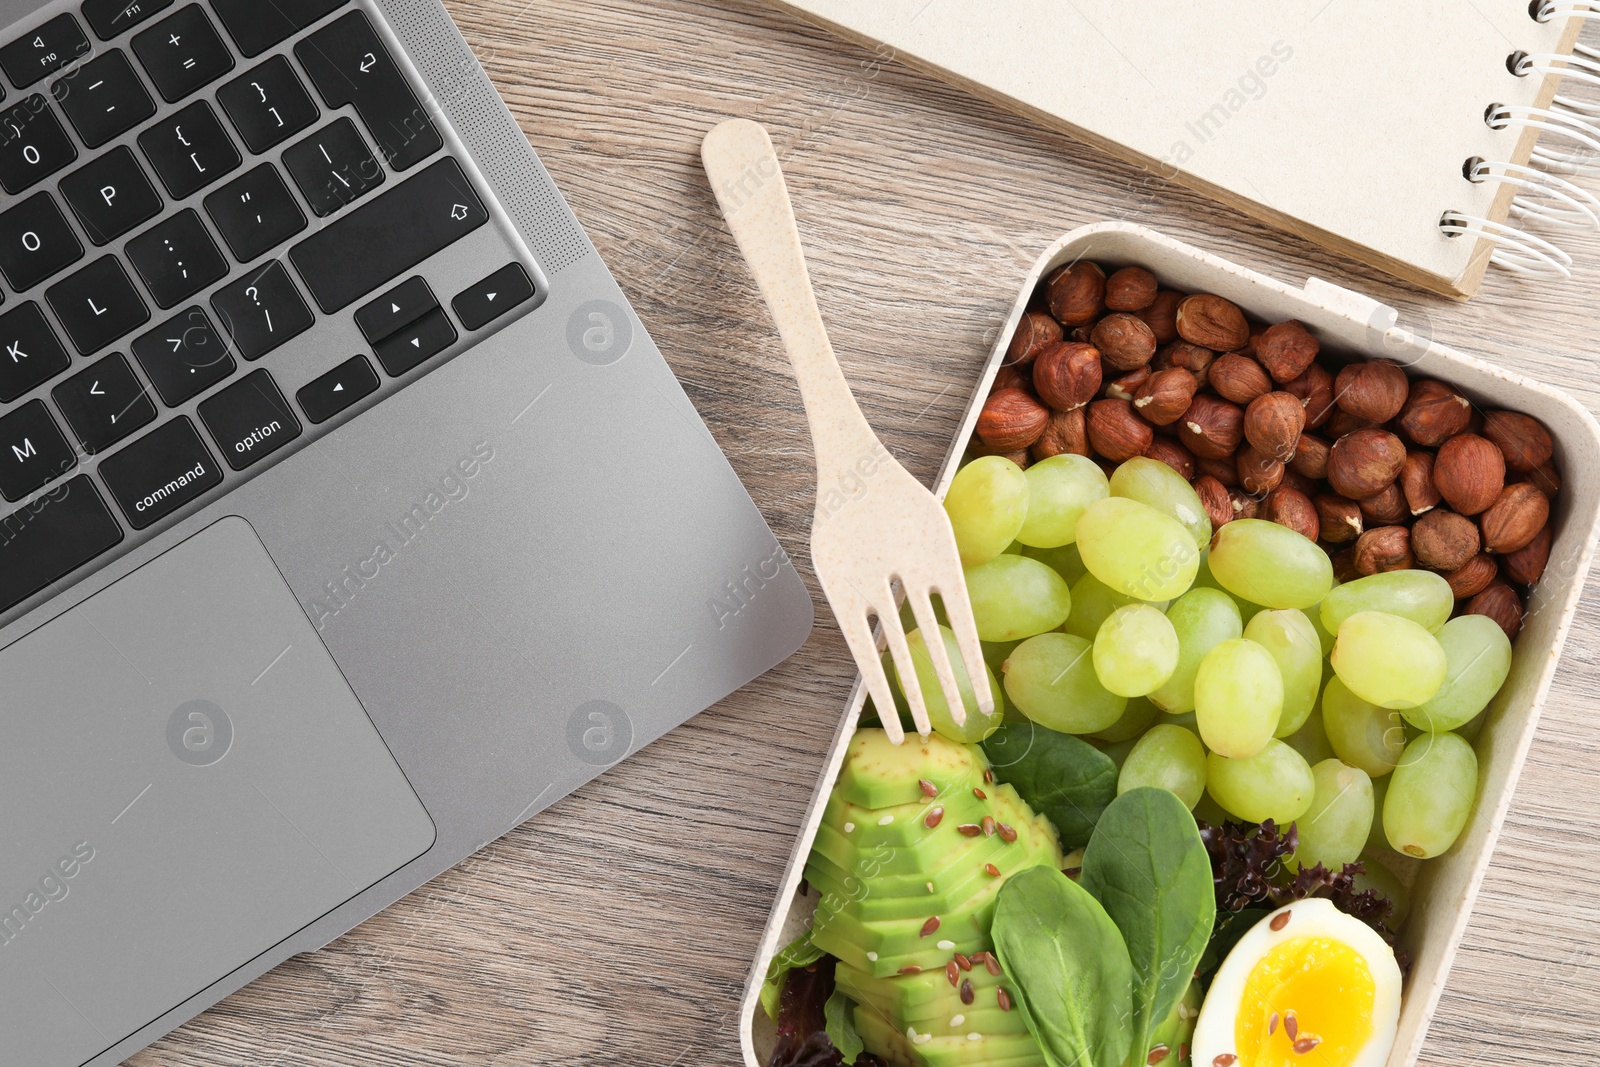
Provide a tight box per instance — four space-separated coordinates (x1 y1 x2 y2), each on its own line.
1192 898 1401 1067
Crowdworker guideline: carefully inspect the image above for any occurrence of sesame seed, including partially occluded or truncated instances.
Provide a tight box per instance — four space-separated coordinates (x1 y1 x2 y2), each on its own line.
910 1028 930 1045
843 822 855 833
878 815 895 826
946 961 960 987
1293 1036 1320 1055
982 816 996 837
937 939 956 950
954 952 972 971
950 1014 965 1027
960 979 975 1005
926 881 935 893
984 863 1001 877
958 823 982 837
973 787 988 800
1147 1044 1170 1065
1270 910 1291 931
920 916 941 937
1284 1011 1299 1041
919 778 938 797
924 806 945 829
967 1033 983 1041
997 986 1012 1012
866 952 878 961
997 822 1018 843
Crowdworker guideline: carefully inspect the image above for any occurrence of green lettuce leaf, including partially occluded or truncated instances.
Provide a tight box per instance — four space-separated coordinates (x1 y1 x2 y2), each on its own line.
823 987 864 1065
983 721 1117 848
760 929 825 1021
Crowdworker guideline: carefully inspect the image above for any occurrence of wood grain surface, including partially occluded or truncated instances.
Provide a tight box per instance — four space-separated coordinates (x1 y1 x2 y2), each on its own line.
134 2 1600 1064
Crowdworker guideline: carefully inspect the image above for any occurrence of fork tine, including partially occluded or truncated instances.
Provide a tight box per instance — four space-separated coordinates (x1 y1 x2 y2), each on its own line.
877 600 934 740
904 589 968 728
836 609 907 745
936 572 995 717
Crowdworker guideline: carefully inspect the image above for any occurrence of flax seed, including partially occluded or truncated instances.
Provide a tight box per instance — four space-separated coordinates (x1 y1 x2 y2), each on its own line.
984 863 1001 877
984 768 994 784
984 954 1001 976
997 822 1018 843
1270 910 1291 931
1293 1036 1320 1055
1147 1045 1170 1065
1284 1010 1298 1041
919 778 938 798
1268 1012 1278 1036
924 806 945 829
960 978 974 1005
899 966 922 975
982 816 996 837
958 823 982 837
973 787 988 800
997 986 1012 1011
920 916 941 937
945 961 960 986
1212 1056 1237 1067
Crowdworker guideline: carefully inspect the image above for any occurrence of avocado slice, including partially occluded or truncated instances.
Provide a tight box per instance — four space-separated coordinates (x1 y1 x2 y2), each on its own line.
836 730 991 810
835 959 1029 1033
853 1009 1046 1067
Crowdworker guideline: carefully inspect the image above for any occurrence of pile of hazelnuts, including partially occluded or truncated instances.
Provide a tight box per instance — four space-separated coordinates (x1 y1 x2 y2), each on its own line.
972 260 1561 641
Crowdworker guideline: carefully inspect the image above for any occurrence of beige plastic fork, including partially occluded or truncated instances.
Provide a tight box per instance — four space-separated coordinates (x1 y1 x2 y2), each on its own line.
701 118 994 744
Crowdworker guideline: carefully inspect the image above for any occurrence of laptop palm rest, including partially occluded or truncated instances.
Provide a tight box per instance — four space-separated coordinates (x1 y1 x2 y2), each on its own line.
0 515 435 1067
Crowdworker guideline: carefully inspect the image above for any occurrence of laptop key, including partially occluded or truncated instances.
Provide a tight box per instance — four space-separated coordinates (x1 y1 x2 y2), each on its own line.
0 474 122 613
452 262 535 331
210 260 312 359
0 192 83 290
374 307 454 376
51 49 155 148
197 367 299 469
52 352 156 452
296 353 377 423
211 0 345 58
131 4 234 103
290 157 487 312
46 255 149 354
138 99 238 199
204 164 305 262
0 14 91 89
0 96 77 194
0 400 76 500
125 208 228 307
296 11 442 171
132 305 233 404
354 275 435 343
281 117 382 216
0 302 70 401
59 146 163 245
216 55 318 154
98 415 220 527
81 0 175 40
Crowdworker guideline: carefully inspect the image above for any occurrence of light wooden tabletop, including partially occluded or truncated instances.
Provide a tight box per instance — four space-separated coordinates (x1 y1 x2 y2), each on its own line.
136 2 1600 1064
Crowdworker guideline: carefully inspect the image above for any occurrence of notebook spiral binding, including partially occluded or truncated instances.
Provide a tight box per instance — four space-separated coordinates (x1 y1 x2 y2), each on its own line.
1440 0 1600 277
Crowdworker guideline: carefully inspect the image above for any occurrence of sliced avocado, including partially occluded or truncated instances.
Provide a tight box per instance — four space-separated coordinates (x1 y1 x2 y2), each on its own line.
836 729 990 810
835 959 1030 1033
854 1009 1046 1067
817 784 991 849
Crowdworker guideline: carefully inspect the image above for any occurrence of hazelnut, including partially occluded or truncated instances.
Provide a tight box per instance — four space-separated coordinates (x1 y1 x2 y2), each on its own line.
1433 433 1505 515
1195 474 1233 529
1480 482 1550 554
1501 522 1552 585
1196 455 1240 487
1398 380 1472 447
1104 266 1159 311
1513 459 1561 499
1358 482 1408 526
1045 261 1106 325
976 388 1049 450
993 362 1032 394
1325 409 1376 440
1228 487 1261 520
1237 443 1285 495
1327 428 1406 499
1399 451 1441 516
1086 398 1153 461
1330 546 1361 584
1482 410 1554 473
1005 310 1063 367
1143 437 1196 480
1354 526 1414 575
1244 391 1306 462
1290 435 1332 479
1255 320 1320 383
1243 321 1267 358
1033 407 1090 460
1333 359 1409 423
1468 581 1523 641
1133 367 1199 426
1208 353 1273 405
1153 340 1215 387
1175 294 1249 351
1283 362 1336 428
1135 291 1183 344
1104 365 1152 402
1262 485 1319 541
1282 467 1319 498
1000 450 1031 468
1315 494 1364 544
1177 394 1244 460
1033 342 1102 412
1445 553 1499 600
1091 313 1158 372
1411 510 1481 572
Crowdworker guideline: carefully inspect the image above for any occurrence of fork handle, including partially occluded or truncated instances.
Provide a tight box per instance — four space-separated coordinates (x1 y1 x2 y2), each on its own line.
702 119 878 473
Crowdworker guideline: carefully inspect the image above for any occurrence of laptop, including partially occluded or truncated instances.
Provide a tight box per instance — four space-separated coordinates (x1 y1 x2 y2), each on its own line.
0 0 815 1062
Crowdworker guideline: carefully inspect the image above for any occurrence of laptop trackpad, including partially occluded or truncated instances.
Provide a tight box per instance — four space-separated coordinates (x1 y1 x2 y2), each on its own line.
0 516 435 1067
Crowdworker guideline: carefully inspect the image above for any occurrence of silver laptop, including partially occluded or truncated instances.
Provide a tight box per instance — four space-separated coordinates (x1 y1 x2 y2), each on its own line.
0 0 813 1062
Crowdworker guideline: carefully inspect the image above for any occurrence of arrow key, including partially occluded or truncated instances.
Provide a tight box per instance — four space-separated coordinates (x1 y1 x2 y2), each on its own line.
297 354 378 424
354 275 437 344
53 352 156 453
374 307 455 377
452 262 535 332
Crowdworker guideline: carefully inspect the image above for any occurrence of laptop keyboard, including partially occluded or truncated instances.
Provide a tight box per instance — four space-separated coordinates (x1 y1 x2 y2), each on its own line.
0 0 543 618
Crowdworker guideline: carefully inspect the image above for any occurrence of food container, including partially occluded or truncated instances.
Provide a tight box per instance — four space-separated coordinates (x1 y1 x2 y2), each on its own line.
739 222 1600 1067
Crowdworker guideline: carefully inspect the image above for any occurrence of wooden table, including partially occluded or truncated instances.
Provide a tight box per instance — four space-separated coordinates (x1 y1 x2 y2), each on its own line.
138 2 1600 1064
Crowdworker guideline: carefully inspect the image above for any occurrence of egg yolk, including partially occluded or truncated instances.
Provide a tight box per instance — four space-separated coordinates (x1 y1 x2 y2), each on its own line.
1235 935 1375 1067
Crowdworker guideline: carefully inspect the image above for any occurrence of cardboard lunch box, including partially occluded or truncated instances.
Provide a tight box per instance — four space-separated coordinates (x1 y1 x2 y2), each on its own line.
738 222 1600 1067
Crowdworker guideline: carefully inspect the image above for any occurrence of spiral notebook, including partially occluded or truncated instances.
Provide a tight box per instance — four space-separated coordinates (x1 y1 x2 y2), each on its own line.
765 0 1599 298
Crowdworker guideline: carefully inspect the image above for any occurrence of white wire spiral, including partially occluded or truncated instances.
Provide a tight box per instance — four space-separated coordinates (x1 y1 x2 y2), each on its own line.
1532 0 1600 22
1440 213 1574 277
1466 157 1600 229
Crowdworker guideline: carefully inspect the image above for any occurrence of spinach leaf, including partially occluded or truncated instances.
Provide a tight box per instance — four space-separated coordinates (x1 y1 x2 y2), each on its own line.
761 929 826 1021
1079 788 1216 1065
992 865 1134 1067
823 987 864 1065
982 722 1117 848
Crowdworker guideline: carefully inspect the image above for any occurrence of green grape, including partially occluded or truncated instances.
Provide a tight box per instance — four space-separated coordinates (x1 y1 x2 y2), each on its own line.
1401 614 1513 733
982 638 1022 680
1194 638 1283 758
1064 573 1149 640
1291 759 1373 872
1308 601 1337 659
1108 456 1212 549
1150 589 1244 714
1118 723 1207 809
944 456 1028 566
1322 676 1406 777
1366 773 1392 853
1002 631 1126 734
1206 518 1334 610
1093 603 1179 697
1194 551 1263 626
1284 709 1336 767
1206 739 1315 824
1095 735 1140 771
1332 611 1447 709
1016 454 1109 548
1162 709 1199 731
1243 608 1323 737
1320 569 1454 634
1021 541 1088 585
1091 694 1160 743
1074 496 1200 602
1353 851 1411 927
1456 707 1489 744
964 554 1073 641
1192 789 1231 828
888 626 1004 743
1384 731 1478 858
